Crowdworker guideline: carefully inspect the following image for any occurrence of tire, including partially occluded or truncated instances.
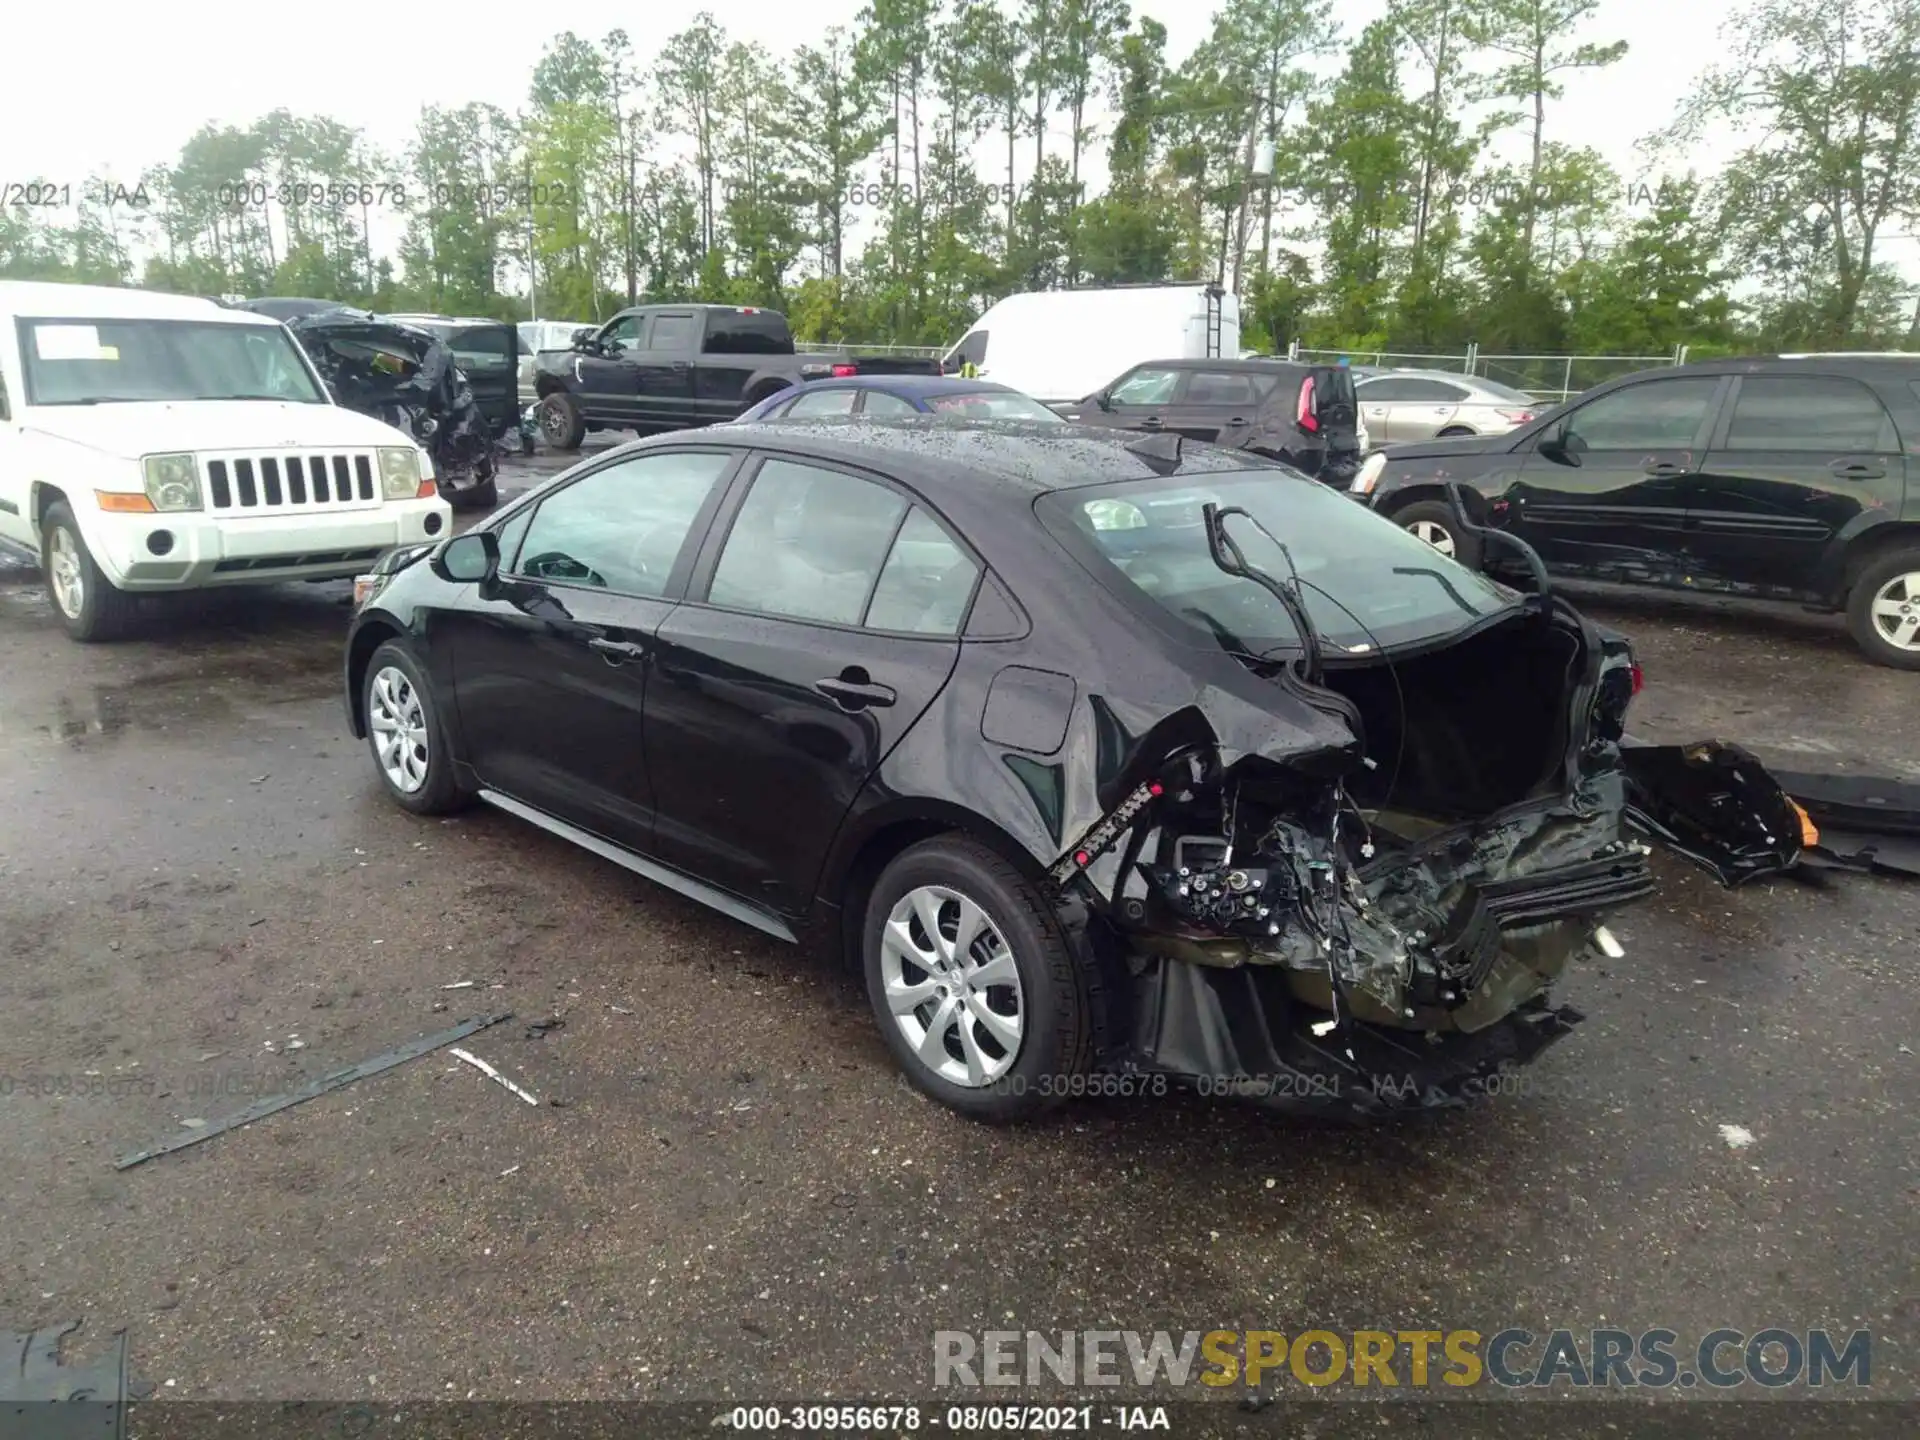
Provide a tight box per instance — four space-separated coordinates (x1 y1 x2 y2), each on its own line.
362 640 470 815
538 391 586 451
863 836 1093 1123
1845 546 1920 670
1437 425 1476 437
1394 498 1483 569
41 501 139 642
443 476 497 512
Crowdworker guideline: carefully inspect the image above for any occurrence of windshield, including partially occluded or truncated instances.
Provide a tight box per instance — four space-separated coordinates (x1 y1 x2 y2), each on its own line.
1038 469 1517 655
927 390 1063 422
19 318 326 405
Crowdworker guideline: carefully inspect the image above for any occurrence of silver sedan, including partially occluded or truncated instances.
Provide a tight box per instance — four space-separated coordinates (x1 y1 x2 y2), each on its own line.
1356 369 1541 445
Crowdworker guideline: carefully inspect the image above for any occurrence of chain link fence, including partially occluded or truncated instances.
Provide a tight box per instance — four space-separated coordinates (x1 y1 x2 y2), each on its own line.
1285 342 1690 402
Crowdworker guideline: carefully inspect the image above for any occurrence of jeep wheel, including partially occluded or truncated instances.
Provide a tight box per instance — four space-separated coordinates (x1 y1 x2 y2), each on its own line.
1394 499 1484 569
42 501 138 642
539 392 585 451
1847 547 1920 670
863 836 1093 1123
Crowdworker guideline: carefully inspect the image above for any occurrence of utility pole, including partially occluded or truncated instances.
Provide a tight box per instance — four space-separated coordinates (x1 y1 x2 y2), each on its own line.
1230 92 1272 296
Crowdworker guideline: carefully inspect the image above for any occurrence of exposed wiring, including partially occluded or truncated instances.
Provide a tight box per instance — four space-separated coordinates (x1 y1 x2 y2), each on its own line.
1294 576 1409 817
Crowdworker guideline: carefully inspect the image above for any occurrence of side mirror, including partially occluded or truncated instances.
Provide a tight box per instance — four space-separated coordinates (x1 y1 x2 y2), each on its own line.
573 330 600 354
1536 420 1572 461
1096 389 1114 412
431 529 498 584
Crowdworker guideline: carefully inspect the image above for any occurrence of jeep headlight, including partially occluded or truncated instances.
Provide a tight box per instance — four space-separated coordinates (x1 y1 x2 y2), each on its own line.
142 453 202 511
378 447 423 500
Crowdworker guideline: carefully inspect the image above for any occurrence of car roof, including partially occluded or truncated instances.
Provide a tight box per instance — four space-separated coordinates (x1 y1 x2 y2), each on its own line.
1133 357 1308 373
0 281 277 326
775 376 1021 396
677 417 1271 499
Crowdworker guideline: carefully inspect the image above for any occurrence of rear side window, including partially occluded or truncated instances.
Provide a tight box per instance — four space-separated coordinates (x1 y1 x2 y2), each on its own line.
709 460 908 626
1182 371 1263 405
787 388 858 417
646 313 698 350
702 309 793 354
1564 377 1721 450
1367 377 1466 402
862 390 920 416
1725 376 1898 452
865 508 980 635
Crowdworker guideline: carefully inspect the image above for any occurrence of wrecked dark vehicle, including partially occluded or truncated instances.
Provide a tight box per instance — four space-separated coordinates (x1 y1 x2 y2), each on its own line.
341 420 1749 1123
285 310 505 510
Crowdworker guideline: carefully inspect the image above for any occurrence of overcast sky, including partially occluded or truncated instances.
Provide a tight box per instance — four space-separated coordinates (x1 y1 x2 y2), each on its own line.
6 0 1917 283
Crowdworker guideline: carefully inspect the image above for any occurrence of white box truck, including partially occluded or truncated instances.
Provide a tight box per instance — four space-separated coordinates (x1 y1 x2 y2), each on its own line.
941 284 1240 407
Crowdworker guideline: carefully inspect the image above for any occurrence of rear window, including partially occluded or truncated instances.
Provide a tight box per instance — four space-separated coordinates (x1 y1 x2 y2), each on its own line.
703 309 793 354
411 322 514 371
1038 469 1515 655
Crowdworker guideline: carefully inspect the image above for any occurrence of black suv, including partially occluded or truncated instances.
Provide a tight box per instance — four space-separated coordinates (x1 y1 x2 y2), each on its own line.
1351 355 1920 667
1053 358 1363 485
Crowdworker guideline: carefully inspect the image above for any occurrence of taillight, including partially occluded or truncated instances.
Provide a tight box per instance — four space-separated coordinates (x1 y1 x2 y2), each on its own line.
831 363 858 378
1630 662 1644 696
1496 408 1534 423
1297 377 1319 433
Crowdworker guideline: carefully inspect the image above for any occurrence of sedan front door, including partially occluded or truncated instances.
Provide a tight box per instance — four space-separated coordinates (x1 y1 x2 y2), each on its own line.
1687 372 1911 596
1090 364 1185 434
443 447 738 851
644 455 979 916
1505 374 1727 578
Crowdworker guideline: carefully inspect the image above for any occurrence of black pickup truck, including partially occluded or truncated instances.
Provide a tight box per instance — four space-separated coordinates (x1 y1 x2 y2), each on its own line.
531 304 941 449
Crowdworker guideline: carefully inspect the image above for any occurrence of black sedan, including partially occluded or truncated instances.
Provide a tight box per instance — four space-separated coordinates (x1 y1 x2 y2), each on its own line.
343 419 1660 1121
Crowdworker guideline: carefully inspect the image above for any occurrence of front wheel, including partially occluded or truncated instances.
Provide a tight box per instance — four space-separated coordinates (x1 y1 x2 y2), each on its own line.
863 836 1092 1123
1393 498 1484 569
42 501 139 642
362 640 470 814
538 392 586 451
1846 548 1920 670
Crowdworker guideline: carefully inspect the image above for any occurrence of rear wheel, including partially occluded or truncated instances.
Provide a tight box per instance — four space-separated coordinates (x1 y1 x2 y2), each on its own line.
863 836 1091 1122
1846 547 1920 670
538 391 585 451
42 501 138 642
1394 498 1484 569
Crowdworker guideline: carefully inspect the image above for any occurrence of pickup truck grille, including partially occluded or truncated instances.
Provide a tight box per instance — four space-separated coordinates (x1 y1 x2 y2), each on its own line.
202 452 381 513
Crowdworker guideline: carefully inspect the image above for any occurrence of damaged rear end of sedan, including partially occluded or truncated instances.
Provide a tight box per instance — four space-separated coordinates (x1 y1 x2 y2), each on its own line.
1013 450 1670 1118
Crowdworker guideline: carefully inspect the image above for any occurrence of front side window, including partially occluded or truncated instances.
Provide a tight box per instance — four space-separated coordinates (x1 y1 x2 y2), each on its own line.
19 318 326 406
599 314 644 352
1108 367 1180 405
1562 377 1721 450
708 459 908 626
1725 376 1898 452
787 388 859 417
512 450 731 596
1039 469 1517 654
946 329 988 370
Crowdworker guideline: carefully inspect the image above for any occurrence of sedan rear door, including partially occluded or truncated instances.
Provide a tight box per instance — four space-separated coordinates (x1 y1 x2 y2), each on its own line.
644 455 980 916
1164 367 1269 444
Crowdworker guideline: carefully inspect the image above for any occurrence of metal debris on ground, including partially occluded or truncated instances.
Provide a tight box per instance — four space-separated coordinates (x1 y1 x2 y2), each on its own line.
440 981 476 990
449 1047 540 1106
113 1014 513 1170
0 1320 129 1439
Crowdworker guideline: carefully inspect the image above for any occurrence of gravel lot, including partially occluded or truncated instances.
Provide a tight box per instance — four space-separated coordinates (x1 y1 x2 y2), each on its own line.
0 446 1914 1434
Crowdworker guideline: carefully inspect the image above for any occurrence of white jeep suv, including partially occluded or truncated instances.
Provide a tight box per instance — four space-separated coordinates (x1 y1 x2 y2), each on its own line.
0 280 452 640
